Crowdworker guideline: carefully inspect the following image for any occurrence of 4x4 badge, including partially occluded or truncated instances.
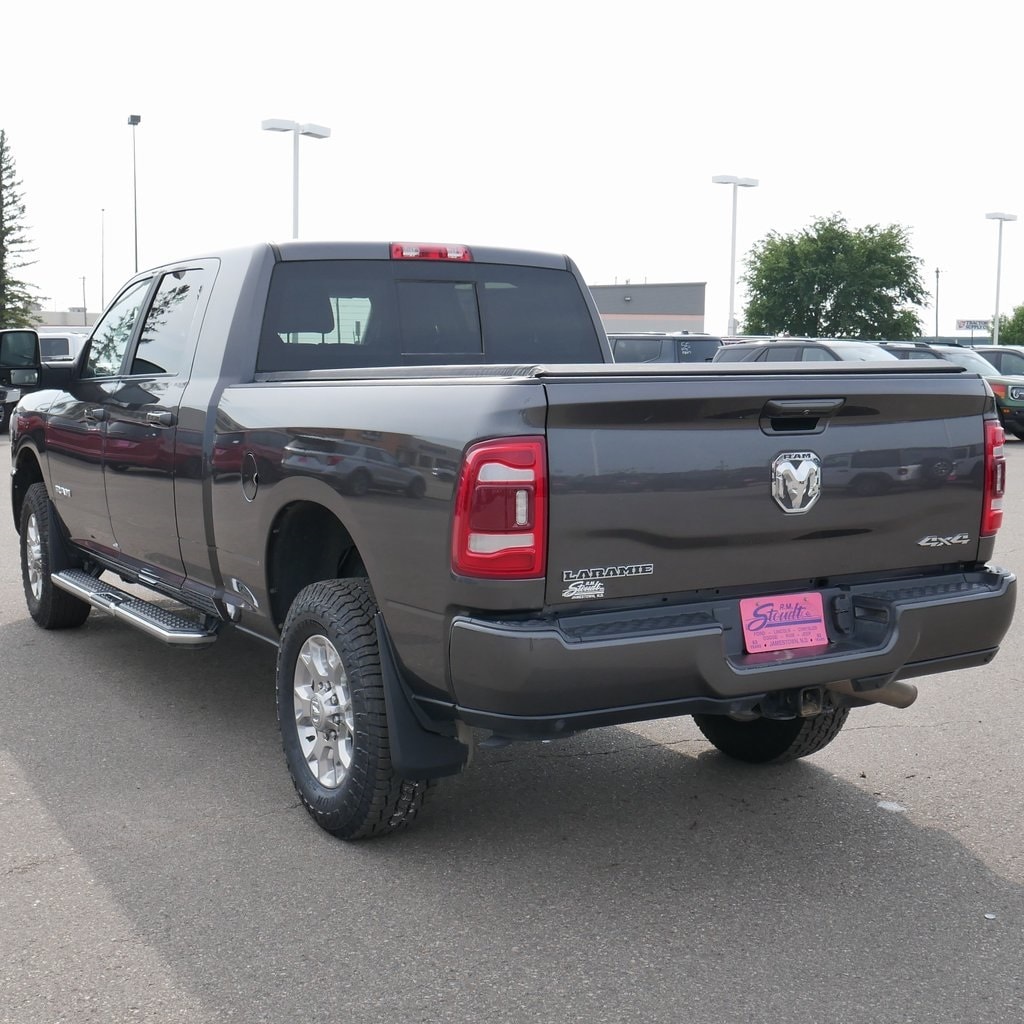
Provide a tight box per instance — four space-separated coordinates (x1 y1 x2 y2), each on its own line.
772 452 821 514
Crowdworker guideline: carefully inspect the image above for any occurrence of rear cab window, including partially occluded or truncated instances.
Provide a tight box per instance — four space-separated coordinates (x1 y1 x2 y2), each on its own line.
256 260 603 372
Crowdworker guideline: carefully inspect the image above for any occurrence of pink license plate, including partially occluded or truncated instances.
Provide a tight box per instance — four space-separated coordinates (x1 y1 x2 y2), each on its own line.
739 591 828 653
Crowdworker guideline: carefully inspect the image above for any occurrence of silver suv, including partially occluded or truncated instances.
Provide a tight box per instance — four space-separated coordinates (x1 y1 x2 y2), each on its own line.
712 337 899 363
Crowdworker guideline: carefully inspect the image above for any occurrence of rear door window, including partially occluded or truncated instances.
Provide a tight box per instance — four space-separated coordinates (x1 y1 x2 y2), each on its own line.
990 350 1024 375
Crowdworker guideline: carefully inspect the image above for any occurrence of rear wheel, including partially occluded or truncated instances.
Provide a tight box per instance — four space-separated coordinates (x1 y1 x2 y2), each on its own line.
276 579 434 839
693 707 850 764
0 402 12 434
20 483 91 629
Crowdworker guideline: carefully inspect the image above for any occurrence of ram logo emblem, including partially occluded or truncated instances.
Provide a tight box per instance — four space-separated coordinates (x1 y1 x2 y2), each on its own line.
772 452 822 514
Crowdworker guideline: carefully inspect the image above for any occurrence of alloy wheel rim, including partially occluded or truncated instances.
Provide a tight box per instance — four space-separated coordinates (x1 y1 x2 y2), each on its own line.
25 513 44 602
293 634 354 788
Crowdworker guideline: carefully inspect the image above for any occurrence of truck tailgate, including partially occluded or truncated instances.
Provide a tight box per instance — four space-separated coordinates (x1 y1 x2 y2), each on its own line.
541 364 993 607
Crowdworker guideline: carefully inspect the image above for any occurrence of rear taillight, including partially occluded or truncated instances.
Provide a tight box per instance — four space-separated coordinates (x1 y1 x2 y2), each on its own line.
452 437 547 578
982 419 1006 537
390 242 473 261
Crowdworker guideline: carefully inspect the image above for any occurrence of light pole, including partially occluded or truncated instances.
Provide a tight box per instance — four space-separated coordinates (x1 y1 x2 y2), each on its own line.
934 267 940 338
711 175 758 336
261 119 331 238
128 115 141 272
985 211 1016 345
101 208 106 308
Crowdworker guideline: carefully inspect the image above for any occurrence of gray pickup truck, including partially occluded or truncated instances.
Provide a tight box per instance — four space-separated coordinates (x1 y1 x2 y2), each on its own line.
8 241 1017 839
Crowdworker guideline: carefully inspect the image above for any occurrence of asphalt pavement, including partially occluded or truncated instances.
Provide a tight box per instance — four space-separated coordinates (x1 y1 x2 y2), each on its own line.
1 442 1022 1023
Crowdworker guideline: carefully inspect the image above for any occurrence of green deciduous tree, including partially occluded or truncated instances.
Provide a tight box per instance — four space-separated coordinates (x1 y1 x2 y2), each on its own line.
741 214 927 339
0 130 41 327
996 304 1024 346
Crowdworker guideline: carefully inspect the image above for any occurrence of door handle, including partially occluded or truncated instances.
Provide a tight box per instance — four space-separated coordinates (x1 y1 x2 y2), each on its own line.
146 410 176 426
85 407 109 422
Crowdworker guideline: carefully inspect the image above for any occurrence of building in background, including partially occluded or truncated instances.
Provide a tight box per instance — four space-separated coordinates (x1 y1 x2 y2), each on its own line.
34 309 97 328
589 282 705 333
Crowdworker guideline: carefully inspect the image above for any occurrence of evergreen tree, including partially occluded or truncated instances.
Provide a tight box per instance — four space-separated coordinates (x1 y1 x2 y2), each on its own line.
0 130 41 327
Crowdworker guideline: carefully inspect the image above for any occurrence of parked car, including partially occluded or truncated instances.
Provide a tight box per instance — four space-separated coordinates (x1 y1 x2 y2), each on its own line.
712 337 900 363
928 345 1024 441
36 331 89 362
281 436 427 497
970 345 1024 377
873 341 1024 441
823 447 957 496
608 333 724 363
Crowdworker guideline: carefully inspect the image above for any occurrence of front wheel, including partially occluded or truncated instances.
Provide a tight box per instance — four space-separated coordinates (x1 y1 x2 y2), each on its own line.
20 483 91 629
276 579 434 839
693 707 850 764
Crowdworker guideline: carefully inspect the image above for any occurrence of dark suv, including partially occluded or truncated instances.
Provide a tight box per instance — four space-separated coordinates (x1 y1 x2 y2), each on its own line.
609 333 723 363
712 337 899 363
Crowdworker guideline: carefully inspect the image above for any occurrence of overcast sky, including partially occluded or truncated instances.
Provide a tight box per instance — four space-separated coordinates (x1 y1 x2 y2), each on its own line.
4 0 1021 336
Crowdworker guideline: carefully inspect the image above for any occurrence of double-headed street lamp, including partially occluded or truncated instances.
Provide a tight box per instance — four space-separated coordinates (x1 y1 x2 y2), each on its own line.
261 119 331 239
985 211 1017 345
712 175 759 336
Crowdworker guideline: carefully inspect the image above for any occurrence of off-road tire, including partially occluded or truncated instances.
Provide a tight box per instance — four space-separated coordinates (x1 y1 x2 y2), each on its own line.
276 578 434 839
20 483 91 629
693 707 850 764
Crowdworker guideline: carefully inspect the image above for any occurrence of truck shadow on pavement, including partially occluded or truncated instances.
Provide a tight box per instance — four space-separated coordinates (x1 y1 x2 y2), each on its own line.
2 612 1023 1024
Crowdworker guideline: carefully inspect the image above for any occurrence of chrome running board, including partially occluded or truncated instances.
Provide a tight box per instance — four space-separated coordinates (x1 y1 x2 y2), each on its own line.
52 569 219 647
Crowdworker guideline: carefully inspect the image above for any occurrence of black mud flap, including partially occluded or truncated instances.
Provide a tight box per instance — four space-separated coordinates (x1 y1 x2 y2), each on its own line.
375 616 470 780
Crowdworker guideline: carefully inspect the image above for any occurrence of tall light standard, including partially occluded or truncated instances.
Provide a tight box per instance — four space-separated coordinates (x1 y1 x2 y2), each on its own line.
986 211 1016 345
934 267 941 338
128 115 141 272
101 208 106 309
261 119 331 238
712 175 759 335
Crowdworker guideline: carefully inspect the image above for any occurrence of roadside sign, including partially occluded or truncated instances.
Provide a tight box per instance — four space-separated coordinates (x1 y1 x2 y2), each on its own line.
957 319 991 331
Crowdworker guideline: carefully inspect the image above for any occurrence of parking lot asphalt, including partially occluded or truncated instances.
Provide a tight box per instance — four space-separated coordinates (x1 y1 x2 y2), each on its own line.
1 443 1022 1024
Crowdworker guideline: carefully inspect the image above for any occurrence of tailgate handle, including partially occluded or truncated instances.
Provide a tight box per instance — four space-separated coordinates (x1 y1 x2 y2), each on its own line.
761 398 844 434
763 399 844 417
